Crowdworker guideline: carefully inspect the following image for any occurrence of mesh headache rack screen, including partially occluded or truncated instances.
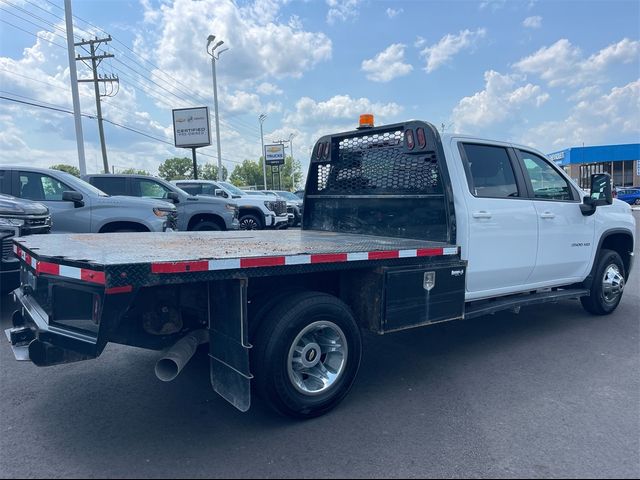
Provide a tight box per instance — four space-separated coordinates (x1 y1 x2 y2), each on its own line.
304 123 451 243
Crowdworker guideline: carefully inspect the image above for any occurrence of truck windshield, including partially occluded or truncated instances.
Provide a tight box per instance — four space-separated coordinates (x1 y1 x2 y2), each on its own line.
220 182 245 197
276 191 299 201
59 172 110 197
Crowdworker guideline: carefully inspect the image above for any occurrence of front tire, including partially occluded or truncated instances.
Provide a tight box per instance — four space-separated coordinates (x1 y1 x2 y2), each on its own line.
581 249 626 315
252 291 362 419
239 214 262 230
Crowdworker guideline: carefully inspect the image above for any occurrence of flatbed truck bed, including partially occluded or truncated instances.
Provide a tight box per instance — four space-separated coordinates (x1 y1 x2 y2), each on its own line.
13 229 459 288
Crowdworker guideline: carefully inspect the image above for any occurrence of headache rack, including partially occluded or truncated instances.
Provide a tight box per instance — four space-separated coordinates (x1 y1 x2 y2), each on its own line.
303 120 456 244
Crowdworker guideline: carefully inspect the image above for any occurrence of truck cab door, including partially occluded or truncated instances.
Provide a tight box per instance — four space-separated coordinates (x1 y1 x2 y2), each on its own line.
456 142 539 298
16 170 91 233
516 149 595 283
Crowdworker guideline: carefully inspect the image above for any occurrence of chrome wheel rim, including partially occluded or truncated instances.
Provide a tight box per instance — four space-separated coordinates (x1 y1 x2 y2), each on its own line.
240 218 258 230
287 321 348 396
602 264 624 303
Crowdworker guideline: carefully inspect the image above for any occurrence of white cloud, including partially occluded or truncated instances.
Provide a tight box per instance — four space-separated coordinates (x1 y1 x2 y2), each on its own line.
256 82 283 96
451 70 549 132
523 15 542 29
284 94 403 126
414 36 427 48
386 7 403 18
520 80 640 151
420 28 487 73
142 0 331 90
568 85 601 102
479 0 506 11
326 0 361 24
361 44 413 83
514 38 640 87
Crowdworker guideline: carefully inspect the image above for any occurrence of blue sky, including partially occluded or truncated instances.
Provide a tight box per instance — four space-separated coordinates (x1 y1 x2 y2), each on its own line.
0 0 638 182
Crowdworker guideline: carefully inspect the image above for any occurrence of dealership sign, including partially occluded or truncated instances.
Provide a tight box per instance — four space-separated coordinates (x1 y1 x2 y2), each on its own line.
172 107 211 148
264 144 285 166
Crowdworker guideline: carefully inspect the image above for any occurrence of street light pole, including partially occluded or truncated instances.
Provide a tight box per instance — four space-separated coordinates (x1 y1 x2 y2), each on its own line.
288 133 295 190
207 35 228 181
259 113 267 189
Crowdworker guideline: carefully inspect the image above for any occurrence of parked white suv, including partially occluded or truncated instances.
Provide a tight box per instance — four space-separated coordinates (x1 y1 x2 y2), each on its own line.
173 180 288 230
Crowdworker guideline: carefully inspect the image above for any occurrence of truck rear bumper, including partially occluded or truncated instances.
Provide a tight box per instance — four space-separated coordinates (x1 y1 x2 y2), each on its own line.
4 288 99 366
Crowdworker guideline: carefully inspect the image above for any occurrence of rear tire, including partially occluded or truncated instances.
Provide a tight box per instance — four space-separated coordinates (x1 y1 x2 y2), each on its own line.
634 198 640 205
252 291 362 419
580 249 626 315
191 220 221 231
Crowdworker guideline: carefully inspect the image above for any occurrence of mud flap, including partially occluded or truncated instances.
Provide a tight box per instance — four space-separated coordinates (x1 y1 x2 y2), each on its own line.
208 278 253 412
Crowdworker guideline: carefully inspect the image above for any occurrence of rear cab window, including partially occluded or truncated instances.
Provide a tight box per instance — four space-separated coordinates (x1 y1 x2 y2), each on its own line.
459 143 521 199
91 177 128 196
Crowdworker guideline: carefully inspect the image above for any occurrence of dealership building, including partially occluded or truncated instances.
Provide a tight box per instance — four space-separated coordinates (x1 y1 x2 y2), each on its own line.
548 143 640 189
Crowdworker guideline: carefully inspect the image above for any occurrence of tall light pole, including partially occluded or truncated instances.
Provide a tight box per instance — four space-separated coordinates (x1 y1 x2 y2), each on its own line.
288 133 295 190
64 0 86 175
259 113 267 189
207 35 228 181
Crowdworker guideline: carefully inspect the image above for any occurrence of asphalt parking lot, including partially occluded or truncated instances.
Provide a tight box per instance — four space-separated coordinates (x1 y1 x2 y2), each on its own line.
1 216 638 479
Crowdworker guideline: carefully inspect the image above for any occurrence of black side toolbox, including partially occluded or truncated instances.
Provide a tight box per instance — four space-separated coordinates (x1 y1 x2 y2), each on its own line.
342 259 466 334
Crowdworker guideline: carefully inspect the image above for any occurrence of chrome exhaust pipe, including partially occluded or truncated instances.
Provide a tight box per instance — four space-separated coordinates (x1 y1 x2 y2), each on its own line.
155 329 209 382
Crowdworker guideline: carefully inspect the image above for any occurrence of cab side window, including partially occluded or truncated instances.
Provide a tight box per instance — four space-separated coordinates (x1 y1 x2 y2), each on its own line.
518 150 574 201
177 184 202 195
19 172 70 201
460 143 519 198
132 179 171 199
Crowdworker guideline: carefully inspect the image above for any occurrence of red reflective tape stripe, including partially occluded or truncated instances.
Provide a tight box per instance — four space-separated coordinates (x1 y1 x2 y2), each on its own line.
151 261 208 273
37 262 59 276
105 285 133 295
416 248 444 257
81 269 106 284
310 253 348 264
368 250 400 260
240 256 286 268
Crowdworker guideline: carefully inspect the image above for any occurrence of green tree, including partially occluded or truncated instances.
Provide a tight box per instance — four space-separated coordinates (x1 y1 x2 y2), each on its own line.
201 163 228 181
158 158 228 181
230 156 303 190
50 164 80 177
119 168 151 175
158 157 193 180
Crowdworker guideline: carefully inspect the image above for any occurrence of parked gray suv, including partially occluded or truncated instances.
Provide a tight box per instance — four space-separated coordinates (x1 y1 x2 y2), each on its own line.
0 167 176 233
84 174 239 231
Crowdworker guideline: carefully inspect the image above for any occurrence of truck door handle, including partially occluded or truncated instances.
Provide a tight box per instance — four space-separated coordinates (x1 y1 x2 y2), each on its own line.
472 211 492 219
540 212 555 219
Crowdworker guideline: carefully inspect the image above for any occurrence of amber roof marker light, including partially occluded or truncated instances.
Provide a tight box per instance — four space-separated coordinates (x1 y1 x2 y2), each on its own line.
357 114 375 129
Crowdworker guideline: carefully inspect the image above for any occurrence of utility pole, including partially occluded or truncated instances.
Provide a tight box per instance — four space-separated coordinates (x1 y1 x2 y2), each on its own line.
273 133 295 190
259 113 267 189
76 36 119 174
64 0 86 176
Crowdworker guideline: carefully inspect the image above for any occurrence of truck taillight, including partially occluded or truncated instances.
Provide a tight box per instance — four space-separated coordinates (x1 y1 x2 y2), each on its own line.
405 129 415 150
416 128 426 148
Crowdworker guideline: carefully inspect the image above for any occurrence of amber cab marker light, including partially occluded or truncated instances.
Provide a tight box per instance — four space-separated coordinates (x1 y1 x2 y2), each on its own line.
358 114 375 129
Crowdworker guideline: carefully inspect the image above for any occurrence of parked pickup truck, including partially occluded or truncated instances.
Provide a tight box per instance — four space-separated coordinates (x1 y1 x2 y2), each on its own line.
4 119 635 419
0 194 51 293
84 174 239 232
0 167 176 233
174 179 289 230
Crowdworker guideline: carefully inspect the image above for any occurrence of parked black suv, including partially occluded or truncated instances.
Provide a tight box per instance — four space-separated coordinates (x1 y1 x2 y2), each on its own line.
0 194 51 293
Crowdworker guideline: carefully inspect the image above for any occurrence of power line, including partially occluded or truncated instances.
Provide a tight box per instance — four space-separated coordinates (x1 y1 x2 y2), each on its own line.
39 0 261 137
0 94 243 165
0 17 66 48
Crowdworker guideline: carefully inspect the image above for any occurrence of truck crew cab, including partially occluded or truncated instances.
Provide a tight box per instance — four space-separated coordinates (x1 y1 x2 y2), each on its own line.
4 119 635 419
